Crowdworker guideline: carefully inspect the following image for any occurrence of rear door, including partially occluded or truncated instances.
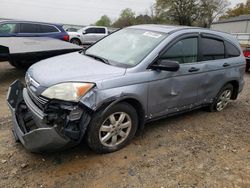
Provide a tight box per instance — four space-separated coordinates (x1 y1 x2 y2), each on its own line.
82 27 96 44
148 33 205 118
18 23 40 37
198 34 228 102
38 24 61 39
83 27 106 44
95 28 107 41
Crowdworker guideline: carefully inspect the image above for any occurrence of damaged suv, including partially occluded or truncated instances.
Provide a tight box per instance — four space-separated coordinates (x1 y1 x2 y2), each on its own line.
7 25 245 153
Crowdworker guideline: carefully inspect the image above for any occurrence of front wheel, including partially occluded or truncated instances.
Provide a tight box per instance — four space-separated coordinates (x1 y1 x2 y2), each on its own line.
86 103 138 153
209 84 233 112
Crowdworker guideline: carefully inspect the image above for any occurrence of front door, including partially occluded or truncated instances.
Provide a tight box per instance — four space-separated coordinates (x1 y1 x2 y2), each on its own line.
148 34 205 118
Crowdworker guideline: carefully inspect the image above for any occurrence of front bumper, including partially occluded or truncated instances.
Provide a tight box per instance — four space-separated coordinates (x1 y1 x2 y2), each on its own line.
7 80 90 152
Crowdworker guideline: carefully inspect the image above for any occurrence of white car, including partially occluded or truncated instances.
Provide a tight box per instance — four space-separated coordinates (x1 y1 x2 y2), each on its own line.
68 26 109 45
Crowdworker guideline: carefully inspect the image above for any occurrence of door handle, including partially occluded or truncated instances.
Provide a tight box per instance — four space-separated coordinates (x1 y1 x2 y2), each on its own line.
223 63 230 67
189 67 200 72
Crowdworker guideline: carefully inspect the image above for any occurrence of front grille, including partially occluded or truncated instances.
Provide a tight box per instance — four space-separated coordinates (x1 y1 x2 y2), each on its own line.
25 73 49 109
27 86 48 107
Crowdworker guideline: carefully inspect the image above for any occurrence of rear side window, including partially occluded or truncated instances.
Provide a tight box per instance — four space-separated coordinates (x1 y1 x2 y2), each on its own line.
0 23 17 34
20 23 39 33
95 28 106 34
40 25 58 33
201 38 225 61
225 41 240 58
161 37 198 64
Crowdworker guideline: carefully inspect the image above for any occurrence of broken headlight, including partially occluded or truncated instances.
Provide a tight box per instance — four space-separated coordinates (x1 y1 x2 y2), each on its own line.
41 83 95 102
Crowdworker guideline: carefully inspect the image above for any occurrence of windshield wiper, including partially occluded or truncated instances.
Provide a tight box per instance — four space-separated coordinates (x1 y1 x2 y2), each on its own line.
84 53 110 65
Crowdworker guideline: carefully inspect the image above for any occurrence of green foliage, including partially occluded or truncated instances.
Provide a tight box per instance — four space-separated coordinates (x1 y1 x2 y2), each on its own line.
94 0 229 29
95 15 111 27
219 0 250 20
112 8 136 28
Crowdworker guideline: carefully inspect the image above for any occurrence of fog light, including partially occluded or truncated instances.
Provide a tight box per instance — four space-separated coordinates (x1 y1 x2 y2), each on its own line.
69 108 83 121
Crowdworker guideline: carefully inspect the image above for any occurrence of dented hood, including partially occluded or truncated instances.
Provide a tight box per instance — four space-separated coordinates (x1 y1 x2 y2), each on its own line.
28 52 126 87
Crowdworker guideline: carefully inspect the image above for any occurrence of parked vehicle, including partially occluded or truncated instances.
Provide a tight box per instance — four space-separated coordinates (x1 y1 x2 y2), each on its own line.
243 46 250 72
0 20 69 41
0 37 82 68
68 26 108 45
65 28 78 32
7 25 245 153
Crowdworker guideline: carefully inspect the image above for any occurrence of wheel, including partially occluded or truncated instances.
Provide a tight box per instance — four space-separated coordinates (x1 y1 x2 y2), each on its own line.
209 84 233 112
246 60 250 72
86 102 138 153
70 38 82 46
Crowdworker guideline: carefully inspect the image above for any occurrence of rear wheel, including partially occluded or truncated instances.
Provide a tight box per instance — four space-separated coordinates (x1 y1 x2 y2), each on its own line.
70 38 82 46
246 60 250 72
87 103 138 153
209 84 233 112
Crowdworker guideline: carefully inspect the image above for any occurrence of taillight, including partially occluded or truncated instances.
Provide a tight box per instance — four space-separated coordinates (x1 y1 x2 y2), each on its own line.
244 51 250 57
63 35 69 42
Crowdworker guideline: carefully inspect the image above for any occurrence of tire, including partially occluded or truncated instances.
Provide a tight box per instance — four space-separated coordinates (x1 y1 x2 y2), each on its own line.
208 84 234 112
70 38 82 46
246 60 250 72
86 102 138 154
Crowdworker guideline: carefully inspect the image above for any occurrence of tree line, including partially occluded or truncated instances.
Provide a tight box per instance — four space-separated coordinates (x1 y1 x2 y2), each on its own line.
95 0 250 28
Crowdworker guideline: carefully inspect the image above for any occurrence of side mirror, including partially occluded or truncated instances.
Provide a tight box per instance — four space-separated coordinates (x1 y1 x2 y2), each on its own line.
82 30 86 35
151 59 180 72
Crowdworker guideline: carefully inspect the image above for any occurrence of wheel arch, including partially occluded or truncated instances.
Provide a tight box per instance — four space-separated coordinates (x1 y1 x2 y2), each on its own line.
223 80 239 100
70 37 82 44
95 96 146 134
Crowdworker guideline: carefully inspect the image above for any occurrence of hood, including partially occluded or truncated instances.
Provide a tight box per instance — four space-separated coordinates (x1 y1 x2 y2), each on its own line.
28 52 126 87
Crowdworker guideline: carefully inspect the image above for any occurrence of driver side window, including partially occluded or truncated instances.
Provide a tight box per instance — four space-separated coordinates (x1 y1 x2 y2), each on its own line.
161 37 198 64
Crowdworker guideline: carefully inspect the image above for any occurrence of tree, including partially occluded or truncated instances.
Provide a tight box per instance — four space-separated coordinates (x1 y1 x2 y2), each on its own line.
198 0 229 27
155 0 200 26
112 8 136 28
135 14 153 25
95 15 111 27
219 0 250 20
155 0 229 27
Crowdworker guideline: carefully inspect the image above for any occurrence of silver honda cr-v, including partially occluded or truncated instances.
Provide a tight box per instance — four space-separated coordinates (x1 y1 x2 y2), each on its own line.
7 24 245 153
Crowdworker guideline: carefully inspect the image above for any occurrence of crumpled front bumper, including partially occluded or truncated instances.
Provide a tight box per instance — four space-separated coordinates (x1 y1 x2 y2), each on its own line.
7 80 90 153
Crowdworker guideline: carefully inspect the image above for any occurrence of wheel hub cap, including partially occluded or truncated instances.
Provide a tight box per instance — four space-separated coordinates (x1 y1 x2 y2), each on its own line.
216 90 232 111
99 112 132 147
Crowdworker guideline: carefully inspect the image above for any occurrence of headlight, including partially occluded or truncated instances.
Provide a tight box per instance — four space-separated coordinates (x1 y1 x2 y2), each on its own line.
41 83 94 102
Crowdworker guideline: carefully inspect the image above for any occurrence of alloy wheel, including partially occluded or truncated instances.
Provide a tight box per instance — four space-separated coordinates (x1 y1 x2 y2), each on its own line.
216 90 232 111
99 112 132 147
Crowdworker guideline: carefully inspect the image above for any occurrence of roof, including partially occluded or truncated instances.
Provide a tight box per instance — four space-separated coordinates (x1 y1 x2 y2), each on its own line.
129 24 201 34
0 20 63 27
213 15 250 24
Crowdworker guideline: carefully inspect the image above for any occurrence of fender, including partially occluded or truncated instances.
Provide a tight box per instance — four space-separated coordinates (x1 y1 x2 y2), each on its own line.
90 94 146 134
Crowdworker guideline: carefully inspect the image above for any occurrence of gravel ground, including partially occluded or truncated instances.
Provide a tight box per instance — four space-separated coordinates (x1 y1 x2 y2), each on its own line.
0 61 249 188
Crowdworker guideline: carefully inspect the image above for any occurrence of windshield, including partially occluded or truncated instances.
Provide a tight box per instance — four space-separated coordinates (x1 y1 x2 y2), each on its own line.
85 28 167 67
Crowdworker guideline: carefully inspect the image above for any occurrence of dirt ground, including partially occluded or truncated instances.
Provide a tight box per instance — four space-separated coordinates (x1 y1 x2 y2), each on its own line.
0 61 249 188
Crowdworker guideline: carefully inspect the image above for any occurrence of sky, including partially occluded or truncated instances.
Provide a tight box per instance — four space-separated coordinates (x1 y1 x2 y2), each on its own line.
0 0 247 26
